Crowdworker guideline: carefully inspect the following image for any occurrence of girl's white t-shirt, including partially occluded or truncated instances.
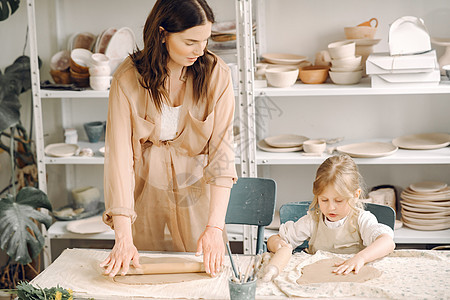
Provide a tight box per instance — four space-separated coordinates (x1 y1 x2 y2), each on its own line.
159 103 183 141
279 209 394 249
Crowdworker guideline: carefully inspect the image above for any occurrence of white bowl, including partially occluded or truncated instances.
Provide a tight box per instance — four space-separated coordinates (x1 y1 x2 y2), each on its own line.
327 41 356 59
329 70 363 85
331 55 362 69
330 66 363 72
89 76 112 91
71 48 93 67
303 139 326 153
265 66 299 88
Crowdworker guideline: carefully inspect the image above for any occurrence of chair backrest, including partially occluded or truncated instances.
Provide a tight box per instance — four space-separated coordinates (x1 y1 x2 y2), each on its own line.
279 201 311 251
364 202 396 230
279 201 396 251
225 177 276 254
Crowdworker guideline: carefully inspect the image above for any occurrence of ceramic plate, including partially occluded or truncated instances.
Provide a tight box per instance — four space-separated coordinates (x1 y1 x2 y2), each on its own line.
401 209 449 219
400 203 443 213
66 215 112 234
44 143 80 157
392 133 450 150
105 27 135 59
262 53 308 65
53 202 105 221
402 215 449 226
257 139 303 153
336 142 398 158
95 27 117 54
264 134 309 148
409 181 448 193
402 219 450 231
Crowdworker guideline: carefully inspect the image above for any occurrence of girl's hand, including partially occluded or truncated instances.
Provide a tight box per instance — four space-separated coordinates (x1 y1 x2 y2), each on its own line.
196 226 224 277
333 254 365 275
100 239 141 277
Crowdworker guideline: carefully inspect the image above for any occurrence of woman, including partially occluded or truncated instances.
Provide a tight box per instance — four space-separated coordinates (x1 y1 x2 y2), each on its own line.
100 0 237 278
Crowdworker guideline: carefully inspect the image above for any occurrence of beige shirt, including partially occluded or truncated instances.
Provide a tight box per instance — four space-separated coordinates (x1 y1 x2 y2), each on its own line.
102 55 237 250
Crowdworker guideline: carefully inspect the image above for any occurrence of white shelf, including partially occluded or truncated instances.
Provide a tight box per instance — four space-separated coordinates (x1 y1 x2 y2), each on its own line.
257 139 450 165
255 77 450 97
393 227 450 244
41 89 240 98
48 221 246 242
41 89 109 98
48 219 450 245
45 141 105 165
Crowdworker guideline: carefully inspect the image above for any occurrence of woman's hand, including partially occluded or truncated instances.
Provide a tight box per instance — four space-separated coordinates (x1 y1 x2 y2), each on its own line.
100 239 141 277
99 215 141 277
333 254 365 275
196 226 224 277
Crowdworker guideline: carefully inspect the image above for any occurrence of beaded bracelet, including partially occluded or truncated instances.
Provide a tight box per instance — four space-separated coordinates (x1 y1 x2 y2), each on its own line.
206 225 224 232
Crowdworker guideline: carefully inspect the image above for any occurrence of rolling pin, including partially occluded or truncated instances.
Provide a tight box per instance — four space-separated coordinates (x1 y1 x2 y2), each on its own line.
260 245 293 282
103 262 205 275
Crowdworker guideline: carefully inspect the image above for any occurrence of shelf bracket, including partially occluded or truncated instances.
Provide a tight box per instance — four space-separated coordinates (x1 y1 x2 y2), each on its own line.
236 0 258 255
27 0 52 267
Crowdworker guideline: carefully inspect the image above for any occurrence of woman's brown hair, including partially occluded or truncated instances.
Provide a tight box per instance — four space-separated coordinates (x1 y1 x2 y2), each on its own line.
131 0 217 112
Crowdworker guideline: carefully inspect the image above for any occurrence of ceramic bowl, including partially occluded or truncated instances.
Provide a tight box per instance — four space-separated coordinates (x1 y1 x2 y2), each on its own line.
331 66 363 72
303 139 326 153
50 50 71 71
265 66 299 88
89 75 112 91
50 69 71 84
329 70 363 85
327 40 356 59
299 66 329 84
331 55 362 69
70 48 92 73
70 69 90 87
344 26 377 39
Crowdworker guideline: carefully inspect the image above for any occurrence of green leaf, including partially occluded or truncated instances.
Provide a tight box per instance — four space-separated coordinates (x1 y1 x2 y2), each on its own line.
0 56 42 131
0 188 53 265
0 0 20 22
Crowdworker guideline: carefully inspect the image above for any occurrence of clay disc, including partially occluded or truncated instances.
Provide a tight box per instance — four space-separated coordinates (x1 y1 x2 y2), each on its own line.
297 257 382 284
113 256 211 285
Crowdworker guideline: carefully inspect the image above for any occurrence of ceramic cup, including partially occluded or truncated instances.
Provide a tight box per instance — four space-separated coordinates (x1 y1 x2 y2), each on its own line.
303 139 327 154
83 121 105 143
228 278 256 300
72 186 100 211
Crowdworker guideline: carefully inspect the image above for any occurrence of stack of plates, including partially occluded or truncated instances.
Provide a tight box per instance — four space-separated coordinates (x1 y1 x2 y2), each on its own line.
400 181 450 231
257 134 309 153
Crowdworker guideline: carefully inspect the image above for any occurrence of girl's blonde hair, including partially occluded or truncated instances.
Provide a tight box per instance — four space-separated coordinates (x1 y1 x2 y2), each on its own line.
309 154 366 224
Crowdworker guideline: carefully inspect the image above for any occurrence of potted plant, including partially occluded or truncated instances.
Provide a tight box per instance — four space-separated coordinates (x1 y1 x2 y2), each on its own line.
0 53 52 292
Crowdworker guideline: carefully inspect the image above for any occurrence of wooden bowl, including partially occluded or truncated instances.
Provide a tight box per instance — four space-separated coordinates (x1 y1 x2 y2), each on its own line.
70 69 90 87
299 66 329 84
50 69 71 84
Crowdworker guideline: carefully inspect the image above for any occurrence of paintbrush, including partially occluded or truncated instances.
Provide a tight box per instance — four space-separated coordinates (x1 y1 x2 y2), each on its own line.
225 242 239 280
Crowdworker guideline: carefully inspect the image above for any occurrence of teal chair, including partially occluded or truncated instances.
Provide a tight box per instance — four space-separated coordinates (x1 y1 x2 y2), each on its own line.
279 201 396 252
225 177 276 254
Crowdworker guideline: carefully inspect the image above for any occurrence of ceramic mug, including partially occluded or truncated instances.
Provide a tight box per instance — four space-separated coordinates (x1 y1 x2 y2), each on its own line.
83 121 104 143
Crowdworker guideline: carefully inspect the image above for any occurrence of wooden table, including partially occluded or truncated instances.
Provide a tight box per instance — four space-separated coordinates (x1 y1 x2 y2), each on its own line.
31 248 450 299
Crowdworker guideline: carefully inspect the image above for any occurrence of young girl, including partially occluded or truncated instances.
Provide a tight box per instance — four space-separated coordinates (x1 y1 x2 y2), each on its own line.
267 154 395 275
